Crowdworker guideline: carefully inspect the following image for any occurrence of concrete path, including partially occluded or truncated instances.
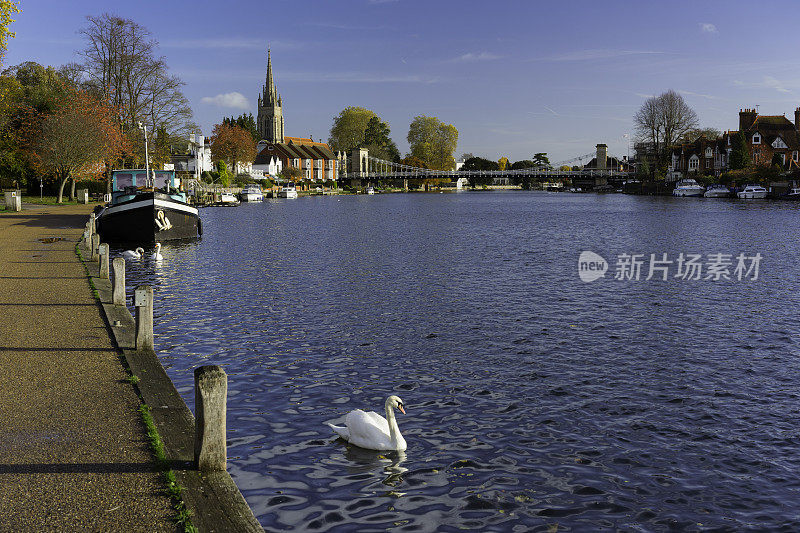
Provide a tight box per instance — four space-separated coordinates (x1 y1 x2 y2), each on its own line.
0 204 175 531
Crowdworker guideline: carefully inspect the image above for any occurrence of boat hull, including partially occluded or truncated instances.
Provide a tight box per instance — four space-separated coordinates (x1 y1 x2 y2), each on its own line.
737 191 768 199
673 188 705 197
240 193 263 202
97 194 200 243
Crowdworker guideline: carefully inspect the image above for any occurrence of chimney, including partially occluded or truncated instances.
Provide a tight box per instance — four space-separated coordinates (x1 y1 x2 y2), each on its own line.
739 108 757 132
795 107 800 131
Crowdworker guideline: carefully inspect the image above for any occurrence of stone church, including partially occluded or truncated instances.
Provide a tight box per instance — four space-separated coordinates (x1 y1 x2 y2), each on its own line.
253 50 339 181
257 50 285 143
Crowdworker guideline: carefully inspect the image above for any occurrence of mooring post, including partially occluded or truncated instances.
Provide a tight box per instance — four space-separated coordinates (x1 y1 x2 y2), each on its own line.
194 365 228 472
134 285 154 351
90 234 100 261
98 243 110 279
112 257 125 306
89 213 96 237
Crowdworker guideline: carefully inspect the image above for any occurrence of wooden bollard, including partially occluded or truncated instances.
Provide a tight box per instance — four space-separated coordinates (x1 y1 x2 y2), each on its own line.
90 234 100 261
194 365 228 472
134 285 154 351
112 257 125 305
98 243 110 279
89 213 96 236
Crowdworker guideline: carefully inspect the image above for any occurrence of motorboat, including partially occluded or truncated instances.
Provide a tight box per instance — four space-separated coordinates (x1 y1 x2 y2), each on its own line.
366 186 375 195
672 178 705 197
239 184 264 202
278 184 298 199
781 187 800 200
737 185 768 199
703 184 731 198
219 192 240 205
96 169 200 242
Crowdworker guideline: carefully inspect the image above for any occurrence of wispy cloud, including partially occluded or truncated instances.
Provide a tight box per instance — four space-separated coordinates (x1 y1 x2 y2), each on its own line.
734 76 791 94
200 92 250 109
452 52 501 63
281 71 440 84
538 49 664 61
162 38 301 50
679 89 717 100
543 106 559 116
699 23 718 34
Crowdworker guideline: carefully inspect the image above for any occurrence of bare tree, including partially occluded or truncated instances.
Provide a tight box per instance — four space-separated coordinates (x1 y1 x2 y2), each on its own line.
78 13 195 136
634 89 698 174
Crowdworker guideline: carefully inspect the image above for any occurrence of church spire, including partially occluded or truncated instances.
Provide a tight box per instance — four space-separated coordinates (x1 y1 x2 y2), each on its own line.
264 48 277 104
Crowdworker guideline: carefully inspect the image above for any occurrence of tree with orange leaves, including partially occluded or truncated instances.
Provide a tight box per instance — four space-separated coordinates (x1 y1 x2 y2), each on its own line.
28 88 125 203
210 122 256 175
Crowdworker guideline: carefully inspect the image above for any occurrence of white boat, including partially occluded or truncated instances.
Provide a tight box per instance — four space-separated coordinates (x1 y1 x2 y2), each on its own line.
239 184 264 202
278 184 298 199
703 184 731 198
782 187 800 200
672 178 705 197
366 186 375 195
737 185 768 199
219 192 240 205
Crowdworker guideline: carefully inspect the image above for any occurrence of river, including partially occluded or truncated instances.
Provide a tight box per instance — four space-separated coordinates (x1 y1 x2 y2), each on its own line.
121 191 800 531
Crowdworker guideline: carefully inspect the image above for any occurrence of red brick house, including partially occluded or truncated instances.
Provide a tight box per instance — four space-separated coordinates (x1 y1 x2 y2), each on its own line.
736 108 800 168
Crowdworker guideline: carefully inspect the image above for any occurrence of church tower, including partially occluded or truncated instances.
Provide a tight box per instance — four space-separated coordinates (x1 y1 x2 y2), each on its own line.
257 49 285 143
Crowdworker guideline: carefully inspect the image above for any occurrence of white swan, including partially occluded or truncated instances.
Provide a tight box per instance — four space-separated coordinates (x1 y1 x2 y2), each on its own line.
151 242 163 261
121 247 144 260
327 395 407 451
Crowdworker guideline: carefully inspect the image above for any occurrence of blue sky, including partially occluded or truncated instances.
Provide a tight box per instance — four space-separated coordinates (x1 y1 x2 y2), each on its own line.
6 0 800 164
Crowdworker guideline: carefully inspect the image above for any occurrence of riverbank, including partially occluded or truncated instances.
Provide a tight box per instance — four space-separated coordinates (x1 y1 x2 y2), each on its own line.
0 203 261 531
0 203 175 530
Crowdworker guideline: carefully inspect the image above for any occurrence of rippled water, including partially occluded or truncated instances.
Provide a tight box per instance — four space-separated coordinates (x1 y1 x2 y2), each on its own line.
119 192 800 531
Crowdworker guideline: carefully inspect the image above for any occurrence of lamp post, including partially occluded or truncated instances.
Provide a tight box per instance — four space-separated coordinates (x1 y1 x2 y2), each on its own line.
138 121 150 186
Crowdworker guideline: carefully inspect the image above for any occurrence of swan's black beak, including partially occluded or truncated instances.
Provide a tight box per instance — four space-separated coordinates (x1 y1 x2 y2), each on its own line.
398 404 406 415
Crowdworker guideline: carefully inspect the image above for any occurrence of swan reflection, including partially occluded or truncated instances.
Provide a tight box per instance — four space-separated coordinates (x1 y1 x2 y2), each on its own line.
342 446 408 489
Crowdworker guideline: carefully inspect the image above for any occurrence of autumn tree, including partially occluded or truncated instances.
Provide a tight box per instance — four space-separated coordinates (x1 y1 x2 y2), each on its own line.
28 89 124 203
400 156 428 169
498 156 509 171
634 89 699 170
210 123 256 174
0 1 20 69
407 115 459 170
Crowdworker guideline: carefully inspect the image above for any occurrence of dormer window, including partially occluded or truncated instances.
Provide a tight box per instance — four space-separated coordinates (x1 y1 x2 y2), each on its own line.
705 147 713 157
752 133 761 144
772 136 788 149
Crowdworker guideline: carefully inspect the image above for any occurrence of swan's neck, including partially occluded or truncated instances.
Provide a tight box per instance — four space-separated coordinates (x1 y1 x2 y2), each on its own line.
385 403 402 447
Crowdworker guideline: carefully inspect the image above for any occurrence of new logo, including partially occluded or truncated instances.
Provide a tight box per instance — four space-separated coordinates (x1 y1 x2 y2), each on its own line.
578 251 608 282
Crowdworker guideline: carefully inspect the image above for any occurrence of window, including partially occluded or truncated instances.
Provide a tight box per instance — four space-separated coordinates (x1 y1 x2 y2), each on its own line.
793 151 798 162
706 160 711 169
753 133 761 144
689 156 699 171
705 147 713 157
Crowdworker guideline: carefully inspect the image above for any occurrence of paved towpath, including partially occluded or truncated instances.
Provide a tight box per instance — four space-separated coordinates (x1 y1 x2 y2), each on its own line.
0 204 175 531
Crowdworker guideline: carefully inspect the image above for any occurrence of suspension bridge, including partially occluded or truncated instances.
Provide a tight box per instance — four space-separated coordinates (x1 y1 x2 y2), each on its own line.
337 144 634 189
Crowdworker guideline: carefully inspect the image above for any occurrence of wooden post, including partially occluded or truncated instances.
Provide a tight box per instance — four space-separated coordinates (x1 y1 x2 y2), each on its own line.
112 258 125 306
98 243 110 279
91 234 100 261
194 365 228 472
89 213 96 237
134 285 153 351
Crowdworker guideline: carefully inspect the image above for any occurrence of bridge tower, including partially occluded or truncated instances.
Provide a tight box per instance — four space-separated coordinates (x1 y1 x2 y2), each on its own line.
257 49 285 143
596 144 607 170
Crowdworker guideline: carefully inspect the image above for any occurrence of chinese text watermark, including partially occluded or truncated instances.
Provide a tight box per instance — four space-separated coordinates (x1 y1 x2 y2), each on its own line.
578 251 762 282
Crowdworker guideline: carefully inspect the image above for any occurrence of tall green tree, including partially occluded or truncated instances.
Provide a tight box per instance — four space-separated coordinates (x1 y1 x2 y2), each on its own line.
329 106 377 153
729 131 750 170
532 153 551 169
223 113 259 143
407 115 459 170
363 115 400 162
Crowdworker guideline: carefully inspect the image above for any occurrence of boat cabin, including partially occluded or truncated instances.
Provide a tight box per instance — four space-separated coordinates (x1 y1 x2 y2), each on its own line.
110 169 186 205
